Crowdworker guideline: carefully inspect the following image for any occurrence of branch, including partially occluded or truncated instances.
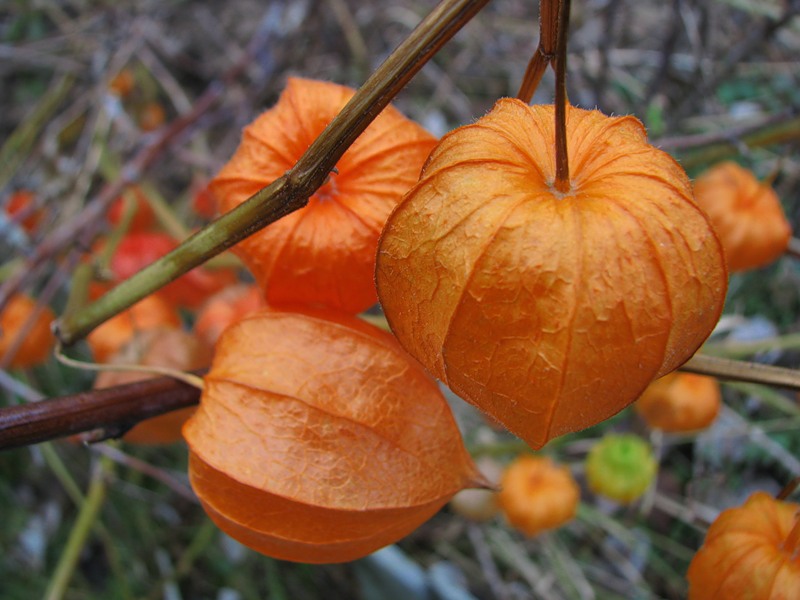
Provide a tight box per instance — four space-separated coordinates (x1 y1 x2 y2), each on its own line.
4 353 800 451
0 374 201 451
55 0 491 346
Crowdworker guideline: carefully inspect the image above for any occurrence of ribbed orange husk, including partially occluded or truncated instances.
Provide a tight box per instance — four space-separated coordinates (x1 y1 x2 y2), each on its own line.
209 77 437 314
635 372 721 433
377 99 728 449
693 161 791 272
687 492 800 599
497 455 579 537
183 308 483 563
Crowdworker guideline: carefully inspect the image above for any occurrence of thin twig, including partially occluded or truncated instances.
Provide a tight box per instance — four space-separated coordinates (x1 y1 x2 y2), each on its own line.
43 454 112 600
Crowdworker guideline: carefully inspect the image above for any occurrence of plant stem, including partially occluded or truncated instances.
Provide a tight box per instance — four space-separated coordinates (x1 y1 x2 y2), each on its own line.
516 0 560 102
43 454 112 600
0 373 202 451
2 351 800 451
777 477 800 501
553 0 571 193
55 0 491 347
681 354 800 390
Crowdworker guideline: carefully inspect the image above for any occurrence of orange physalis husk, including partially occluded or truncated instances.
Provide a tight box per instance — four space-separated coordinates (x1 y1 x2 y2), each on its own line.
377 99 728 449
497 455 579 537
183 307 485 564
86 293 181 363
687 491 800 599
209 77 437 314
6 190 44 233
93 328 211 444
0 293 55 369
193 284 265 346
693 161 791 273
635 372 721 433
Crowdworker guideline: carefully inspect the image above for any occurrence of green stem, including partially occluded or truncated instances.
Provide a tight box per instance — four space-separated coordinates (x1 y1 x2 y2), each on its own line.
55 0 491 346
0 75 75 191
43 455 112 600
39 442 85 507
681 353 800 391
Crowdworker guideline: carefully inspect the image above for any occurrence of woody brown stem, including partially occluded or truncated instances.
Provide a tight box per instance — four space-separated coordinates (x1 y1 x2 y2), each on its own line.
55 0 491 347
777 477 800 501
4 352 800 451
0 374 202 451
517 0 560 103
783 514 800 557
553 0 571 193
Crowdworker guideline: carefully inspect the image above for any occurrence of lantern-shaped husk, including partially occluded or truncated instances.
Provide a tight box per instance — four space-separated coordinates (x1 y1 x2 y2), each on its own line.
635 372 721 433
498 455 579 536
377 99 728 449
693 161 791 272
210 78 437 314
687 491 800 599
183 308 483 563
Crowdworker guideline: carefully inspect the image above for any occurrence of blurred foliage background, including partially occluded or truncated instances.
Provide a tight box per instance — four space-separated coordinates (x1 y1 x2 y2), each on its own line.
1 0 799 598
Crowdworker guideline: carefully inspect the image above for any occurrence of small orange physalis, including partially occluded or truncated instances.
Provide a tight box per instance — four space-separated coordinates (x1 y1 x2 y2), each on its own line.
138 101 166 131
94 328 211 444
109 68 135 97
183 307 484 563
377 100 728 449
210 77 437 314
635 372 721 433
693 162 791 272
0 293 55 368
193 284 265 346
86 293 180 363
497 455 579 537
687 491 800 599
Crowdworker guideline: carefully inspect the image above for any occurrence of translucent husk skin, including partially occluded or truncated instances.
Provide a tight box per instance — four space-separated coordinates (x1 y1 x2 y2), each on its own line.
210 78 437 314
498 455 579 536
635 372 721 433
183 308 484 563
687 492 800 599
377 99 728 449
693 161 791 273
